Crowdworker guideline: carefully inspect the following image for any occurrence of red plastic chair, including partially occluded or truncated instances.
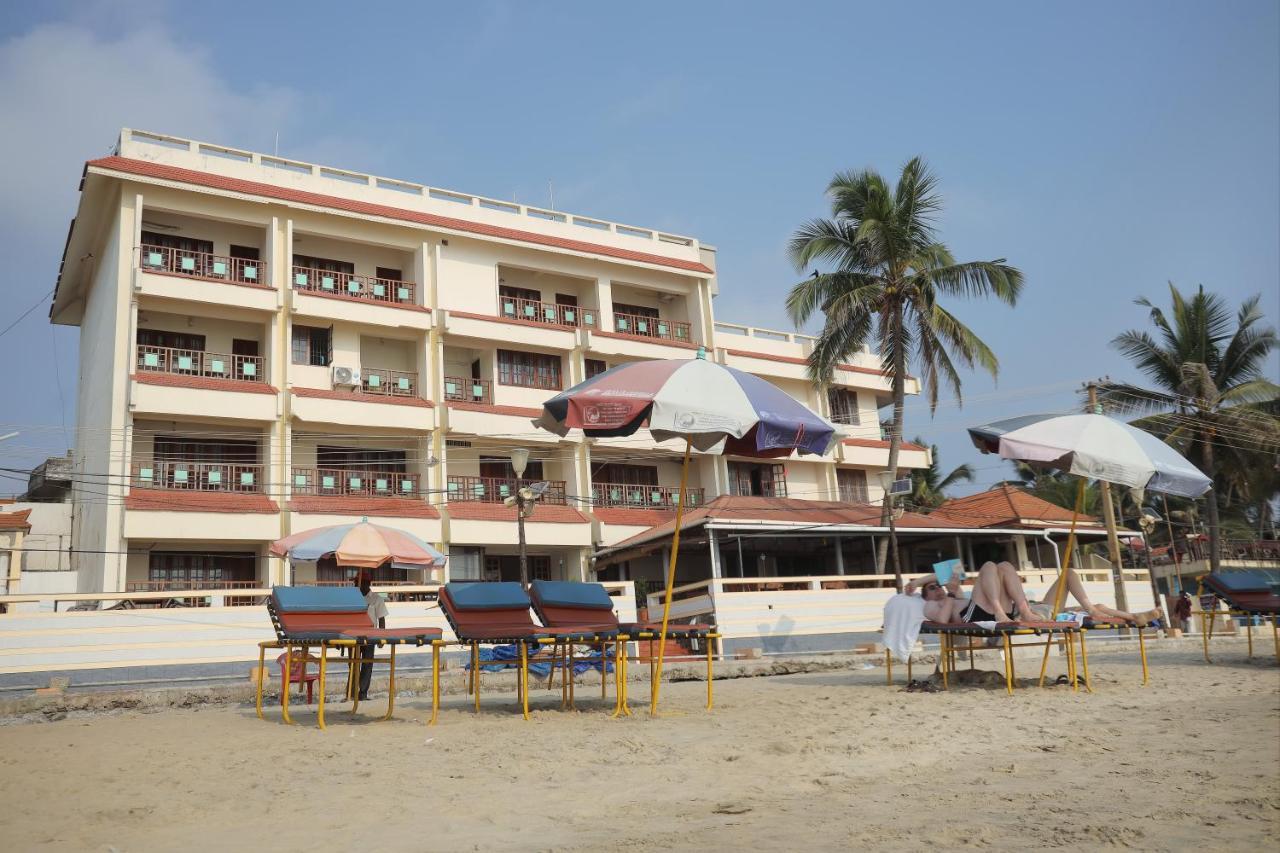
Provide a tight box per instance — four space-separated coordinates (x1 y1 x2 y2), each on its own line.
276 652 319 705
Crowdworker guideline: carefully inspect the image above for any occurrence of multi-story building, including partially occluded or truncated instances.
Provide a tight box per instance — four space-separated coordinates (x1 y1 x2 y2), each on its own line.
49 129 929 595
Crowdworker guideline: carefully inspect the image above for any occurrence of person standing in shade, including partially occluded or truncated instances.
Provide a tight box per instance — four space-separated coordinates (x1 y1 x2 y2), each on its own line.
357 572 388 701
1174 591 1193 634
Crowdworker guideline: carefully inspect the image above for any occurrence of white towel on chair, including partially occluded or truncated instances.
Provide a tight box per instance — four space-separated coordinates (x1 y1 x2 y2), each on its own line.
883 594 926 663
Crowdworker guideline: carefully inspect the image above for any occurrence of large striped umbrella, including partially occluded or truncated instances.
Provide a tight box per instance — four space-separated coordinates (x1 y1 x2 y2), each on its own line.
535 350 837 713
270 519 447 570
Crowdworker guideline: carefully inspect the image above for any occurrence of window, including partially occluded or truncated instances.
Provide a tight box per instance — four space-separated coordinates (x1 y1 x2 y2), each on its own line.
154 436 257 464
479 456 544 480
137 329 207 352
594 464 658 486
317 446 407 472
375 267 402 282
148 551 255 587
613 301 659 320
585 358 608 379
837 469 869 503
728 462 787 497
499 284 541 302
292 254 354 274
140 231 213 256
448 547 483 581
827 389 860 425
292 325 332 366
497 349 562 390
229 245 260 261
484 555 550 583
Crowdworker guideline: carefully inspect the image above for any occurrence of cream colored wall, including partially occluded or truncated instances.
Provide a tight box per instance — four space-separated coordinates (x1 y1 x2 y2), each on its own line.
435 237 500 314
772 377 820 410
445 445 570 482
290 434 420 469
780 459 828 501
498 265 596 308
359 335 417 373
136 310 267 354
139 209 267 257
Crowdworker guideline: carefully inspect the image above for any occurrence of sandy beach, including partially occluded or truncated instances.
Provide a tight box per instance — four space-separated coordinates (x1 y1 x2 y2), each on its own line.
0 643 1276 852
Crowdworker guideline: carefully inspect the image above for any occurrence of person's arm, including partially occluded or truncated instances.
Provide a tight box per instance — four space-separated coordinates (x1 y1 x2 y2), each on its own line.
904 574 939 595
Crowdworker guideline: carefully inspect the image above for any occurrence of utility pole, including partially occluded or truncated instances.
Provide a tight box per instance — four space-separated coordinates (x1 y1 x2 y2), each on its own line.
1087 382 1131 618
1161 494 1182 594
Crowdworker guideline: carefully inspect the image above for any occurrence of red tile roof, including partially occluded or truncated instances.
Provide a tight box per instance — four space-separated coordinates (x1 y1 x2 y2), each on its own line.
88 156 714 275
930 485 1103 529
133 372 278 395
292 387 434 408
296 288 430 313
0 509 32 531
288 496 440 519
604 494 962 551
593 507 677 526
125 491 280 513
594 330 700 350
446 400 543 419
446 502 590 524
842 438 928 452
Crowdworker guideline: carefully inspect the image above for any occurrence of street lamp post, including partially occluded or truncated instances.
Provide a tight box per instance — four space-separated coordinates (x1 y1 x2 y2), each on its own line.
509 448 531 587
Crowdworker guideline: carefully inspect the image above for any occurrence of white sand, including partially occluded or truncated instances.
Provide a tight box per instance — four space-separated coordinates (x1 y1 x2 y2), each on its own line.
0 644 1276 852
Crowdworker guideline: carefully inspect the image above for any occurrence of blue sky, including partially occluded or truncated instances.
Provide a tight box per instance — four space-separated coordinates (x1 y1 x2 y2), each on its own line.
0 0 1276 495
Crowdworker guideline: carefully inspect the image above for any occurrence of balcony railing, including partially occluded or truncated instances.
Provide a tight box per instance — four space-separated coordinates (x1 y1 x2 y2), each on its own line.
612 311 692 343
499 296 598 328
443 376 492 405
139 244 265 286
292 266 416 306
136 344 265 383
361 367 417 397
127 580 259 592
592 482 704 510
292 467 420 498
131 460 264 492
446 476 568 505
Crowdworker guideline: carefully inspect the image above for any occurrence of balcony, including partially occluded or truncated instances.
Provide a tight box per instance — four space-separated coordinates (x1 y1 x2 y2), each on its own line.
139 245 265 287
291 468 421 498
444 376 492 405
292 266 416 306
360 367 417 398
611 311 691 344
499 295 598 329
136 344 265 383
592 483 704 510
131 460 265 492
446 476 567 505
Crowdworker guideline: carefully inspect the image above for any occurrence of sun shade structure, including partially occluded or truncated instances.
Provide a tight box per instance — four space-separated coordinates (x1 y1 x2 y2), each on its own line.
269 518 447 570
967 413 1211 499
968 412 1212 688
534 350 837 714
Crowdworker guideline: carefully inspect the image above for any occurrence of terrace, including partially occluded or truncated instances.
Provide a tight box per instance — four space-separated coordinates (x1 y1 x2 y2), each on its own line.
140 244 265 287
291 468 421 498
446 475 568 505
592 483 705 510
135 344 264 384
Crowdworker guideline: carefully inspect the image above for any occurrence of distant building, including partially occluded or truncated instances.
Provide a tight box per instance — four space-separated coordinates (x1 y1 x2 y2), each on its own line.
19 453 73 502
48 128 929 595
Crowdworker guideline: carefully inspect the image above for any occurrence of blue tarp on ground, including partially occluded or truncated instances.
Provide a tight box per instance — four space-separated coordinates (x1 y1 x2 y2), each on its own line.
462 644 614 677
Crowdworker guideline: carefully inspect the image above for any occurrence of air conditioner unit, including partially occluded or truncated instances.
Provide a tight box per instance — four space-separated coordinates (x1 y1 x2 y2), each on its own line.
332 365 362 387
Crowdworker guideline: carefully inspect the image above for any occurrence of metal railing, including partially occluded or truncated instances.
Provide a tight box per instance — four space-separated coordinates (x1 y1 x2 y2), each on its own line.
131 460 265 492
443 376 492 404
291 265 416 306
360 367 417 397
291 467 420 498
136 344 265 383
139 244 265 286
611 311 692 343
498 295 598 328
127 580 259 592
446 475 568 505
592 482 704 510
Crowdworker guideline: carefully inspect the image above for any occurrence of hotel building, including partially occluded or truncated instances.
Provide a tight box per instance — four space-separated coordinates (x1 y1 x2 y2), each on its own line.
49 129 930 597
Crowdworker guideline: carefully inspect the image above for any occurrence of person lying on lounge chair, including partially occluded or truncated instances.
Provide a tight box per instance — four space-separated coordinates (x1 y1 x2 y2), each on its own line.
907 561 1160 626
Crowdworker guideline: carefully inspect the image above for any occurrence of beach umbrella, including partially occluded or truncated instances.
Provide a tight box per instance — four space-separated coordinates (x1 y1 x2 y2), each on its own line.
270 518 447 571
535 349 837 712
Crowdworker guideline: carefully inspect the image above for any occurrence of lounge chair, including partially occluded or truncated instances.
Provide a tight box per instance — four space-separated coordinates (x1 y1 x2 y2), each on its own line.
258 586 445 728
887 619 1083 695
527 580 718 714
437 582 607 719
1197 571 1280 663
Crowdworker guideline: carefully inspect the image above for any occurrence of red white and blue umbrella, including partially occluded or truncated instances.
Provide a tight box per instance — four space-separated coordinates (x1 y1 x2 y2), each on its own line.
535 350 836 713
270 519 446 570
533 351 837 457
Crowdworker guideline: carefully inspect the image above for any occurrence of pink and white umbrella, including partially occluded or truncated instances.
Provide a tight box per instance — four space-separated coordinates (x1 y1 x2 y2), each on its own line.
270 518 446 570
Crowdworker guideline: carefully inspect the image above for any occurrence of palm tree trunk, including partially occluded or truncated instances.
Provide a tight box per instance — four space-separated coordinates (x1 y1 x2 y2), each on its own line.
1201 434 1221 574
876 320 907 591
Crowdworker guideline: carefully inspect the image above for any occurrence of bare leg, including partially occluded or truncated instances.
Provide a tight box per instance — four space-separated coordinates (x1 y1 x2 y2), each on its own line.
1038 568 1159 623
971 562 1031 622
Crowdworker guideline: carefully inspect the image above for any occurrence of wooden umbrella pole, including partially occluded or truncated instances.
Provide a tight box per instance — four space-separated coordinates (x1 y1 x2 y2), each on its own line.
650 438 694 716
1051 479 1087 616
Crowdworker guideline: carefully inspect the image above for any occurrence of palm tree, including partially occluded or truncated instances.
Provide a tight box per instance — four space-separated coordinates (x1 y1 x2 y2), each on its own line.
910 437 975 509
1100 284 1279 574
786 158 1023 588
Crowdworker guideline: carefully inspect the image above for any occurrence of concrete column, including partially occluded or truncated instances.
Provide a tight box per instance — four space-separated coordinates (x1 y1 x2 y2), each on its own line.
708 527 721 579
834 537 845 575
1014 536 1031 569
595 277 614 328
